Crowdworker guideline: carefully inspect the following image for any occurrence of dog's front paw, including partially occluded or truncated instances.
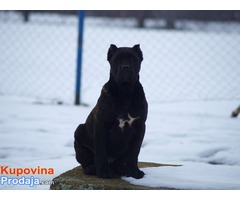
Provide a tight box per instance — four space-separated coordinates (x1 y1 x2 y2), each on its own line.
96 164 113 179
126 168 145 179
83 164 96 175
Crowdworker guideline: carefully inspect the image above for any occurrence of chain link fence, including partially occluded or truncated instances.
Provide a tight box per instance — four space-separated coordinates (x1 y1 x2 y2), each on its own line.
1 11 240 105
0 11 78 104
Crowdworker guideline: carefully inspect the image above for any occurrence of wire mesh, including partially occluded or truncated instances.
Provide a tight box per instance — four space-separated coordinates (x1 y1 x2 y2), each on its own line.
1 11 240 105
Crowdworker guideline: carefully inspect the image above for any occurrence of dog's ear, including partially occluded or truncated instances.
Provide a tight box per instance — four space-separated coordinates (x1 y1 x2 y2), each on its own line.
132 44 143 61
107 44 118 61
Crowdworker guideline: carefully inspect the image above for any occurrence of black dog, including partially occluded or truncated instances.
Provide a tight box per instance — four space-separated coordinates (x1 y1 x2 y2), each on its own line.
74 44 148 179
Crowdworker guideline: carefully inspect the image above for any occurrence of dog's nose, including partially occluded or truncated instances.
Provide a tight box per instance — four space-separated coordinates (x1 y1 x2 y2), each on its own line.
121 65 130 70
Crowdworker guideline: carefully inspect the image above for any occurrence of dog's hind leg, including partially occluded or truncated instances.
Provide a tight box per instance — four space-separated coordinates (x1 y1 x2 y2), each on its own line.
74 124 96 175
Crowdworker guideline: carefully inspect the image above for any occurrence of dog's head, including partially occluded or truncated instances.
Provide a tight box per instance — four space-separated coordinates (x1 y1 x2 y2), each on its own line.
107 44 143 86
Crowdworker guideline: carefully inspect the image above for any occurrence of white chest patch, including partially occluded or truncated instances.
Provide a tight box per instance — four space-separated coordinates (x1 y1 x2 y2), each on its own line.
118 113 139 130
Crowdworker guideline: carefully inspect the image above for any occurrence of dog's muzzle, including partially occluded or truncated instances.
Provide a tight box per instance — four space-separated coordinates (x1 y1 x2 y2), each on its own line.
118 65 133 84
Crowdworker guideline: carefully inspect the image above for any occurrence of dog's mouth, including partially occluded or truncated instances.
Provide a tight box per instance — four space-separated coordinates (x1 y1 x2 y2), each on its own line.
118 77 133 86
119 81 132 87
114 70 137 86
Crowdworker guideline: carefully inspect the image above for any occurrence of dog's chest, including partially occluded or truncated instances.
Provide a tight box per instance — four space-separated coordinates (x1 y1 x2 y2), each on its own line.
107 112 139 156
117 113 139 131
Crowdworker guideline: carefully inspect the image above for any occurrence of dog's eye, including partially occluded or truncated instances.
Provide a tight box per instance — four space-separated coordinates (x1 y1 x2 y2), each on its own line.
112 60 118 65
114 57 123 64
129 57 137 64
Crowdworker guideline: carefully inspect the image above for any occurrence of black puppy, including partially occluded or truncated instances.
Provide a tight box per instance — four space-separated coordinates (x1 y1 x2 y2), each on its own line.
74 44 148 179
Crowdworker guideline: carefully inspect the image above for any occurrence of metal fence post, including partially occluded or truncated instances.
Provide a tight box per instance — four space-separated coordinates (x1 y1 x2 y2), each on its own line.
75 10 85 105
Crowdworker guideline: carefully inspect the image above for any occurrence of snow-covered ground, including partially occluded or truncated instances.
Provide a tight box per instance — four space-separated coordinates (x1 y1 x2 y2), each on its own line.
0 96 240 190
124 101 240 189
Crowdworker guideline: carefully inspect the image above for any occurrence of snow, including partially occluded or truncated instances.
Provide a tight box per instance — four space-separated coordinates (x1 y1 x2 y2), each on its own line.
123 100 240 190
1 12 240 190
0 96 240 190
0 96 81 189
123 163 240 190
